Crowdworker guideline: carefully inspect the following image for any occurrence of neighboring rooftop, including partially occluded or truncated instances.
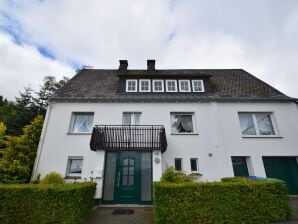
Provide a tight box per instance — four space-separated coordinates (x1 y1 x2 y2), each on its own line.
51 60 294 102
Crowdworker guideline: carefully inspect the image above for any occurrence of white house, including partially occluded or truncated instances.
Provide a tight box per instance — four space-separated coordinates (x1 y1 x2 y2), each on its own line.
32 60 298 204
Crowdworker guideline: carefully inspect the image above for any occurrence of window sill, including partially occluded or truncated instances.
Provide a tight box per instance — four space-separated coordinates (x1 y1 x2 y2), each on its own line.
242 135 283 139
171 133 199 135
65 176 81 180
67 132 92 135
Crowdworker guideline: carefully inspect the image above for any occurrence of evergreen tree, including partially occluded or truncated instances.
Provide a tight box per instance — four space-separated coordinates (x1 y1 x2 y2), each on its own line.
0 115 44 183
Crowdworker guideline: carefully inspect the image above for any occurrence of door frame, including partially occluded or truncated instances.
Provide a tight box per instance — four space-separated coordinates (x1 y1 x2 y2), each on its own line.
102 151 153 205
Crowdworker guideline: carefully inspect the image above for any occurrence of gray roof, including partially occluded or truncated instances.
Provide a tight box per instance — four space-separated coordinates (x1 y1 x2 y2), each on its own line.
51 69 295 102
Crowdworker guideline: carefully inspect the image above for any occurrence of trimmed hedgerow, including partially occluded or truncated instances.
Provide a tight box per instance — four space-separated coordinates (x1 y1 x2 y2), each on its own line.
0 182 96 224
153 180 291 224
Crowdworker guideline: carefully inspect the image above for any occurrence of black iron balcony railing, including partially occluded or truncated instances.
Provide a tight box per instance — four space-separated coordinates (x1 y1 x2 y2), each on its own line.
90 125 167 153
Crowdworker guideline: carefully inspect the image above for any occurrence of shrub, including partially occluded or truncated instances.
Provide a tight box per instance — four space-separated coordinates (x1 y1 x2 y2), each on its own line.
221 176 250 182
161 167 195 183
153 179 290 224
40 172 65 184
0 182 96 224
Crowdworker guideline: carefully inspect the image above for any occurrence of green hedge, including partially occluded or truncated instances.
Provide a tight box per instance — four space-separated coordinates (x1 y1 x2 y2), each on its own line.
153 180 291 224
0 182 96 224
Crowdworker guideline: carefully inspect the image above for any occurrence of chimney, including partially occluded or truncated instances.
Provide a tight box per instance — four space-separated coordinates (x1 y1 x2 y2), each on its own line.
119 60 128 71
147 59 155 71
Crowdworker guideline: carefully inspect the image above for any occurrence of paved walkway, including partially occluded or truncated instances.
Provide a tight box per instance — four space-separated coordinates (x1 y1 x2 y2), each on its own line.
84 207 153 224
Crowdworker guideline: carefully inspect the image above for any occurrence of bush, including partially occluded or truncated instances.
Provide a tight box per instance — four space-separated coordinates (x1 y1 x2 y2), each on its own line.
221 176 250 182
40 172 65 184
0 182 96 224
153 179 290 224
161 167 195 183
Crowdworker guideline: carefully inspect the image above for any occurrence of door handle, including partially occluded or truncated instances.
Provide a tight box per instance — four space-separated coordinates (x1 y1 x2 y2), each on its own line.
117 172 120 188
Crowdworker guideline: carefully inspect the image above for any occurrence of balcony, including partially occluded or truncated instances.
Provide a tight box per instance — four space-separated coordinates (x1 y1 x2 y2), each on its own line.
90 125 167 153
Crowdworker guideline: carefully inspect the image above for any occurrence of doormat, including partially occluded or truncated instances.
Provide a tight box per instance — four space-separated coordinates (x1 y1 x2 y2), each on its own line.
112 209 134 215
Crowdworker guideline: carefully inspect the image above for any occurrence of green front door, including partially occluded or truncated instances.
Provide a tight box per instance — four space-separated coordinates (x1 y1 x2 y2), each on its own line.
263 157 298 195
232 157 249 177
114 152 141 204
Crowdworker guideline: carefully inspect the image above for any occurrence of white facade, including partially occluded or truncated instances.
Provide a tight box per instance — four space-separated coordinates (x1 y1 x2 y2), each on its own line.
33 101 298 198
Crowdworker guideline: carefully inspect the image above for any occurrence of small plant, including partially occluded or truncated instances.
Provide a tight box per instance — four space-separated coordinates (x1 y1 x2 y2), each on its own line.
40 172 65 184
161 167 195 183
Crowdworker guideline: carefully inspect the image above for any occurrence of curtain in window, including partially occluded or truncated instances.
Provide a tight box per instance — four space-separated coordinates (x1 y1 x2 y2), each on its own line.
171 115 193 133
73 114 93 132
69 159 82 173
256 113 275 135
239 113 256 135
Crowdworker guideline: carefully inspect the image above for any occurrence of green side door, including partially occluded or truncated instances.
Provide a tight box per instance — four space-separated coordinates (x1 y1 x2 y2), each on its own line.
232 157 249 177
114 152 141 204
263 157 298 195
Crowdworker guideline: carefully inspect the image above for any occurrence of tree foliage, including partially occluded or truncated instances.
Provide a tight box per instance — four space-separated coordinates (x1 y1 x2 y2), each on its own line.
0 115 44 183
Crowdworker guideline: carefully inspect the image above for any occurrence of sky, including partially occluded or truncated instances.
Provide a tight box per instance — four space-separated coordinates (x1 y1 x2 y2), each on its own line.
0 0 298 100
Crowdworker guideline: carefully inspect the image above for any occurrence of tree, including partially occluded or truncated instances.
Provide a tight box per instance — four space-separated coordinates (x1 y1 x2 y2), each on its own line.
0 115 44 183
0 122 6 150
33 76 69 115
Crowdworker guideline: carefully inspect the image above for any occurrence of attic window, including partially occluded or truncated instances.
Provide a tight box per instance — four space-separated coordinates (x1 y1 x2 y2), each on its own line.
179 80 191 92
166 80 177 92
126 79 137 92
192 80 204 92
153 80 164 92
139 79 151 92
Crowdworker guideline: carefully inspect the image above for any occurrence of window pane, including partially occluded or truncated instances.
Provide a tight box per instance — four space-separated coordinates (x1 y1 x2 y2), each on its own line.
123 113 131 125
171 114 194 133
190 159 198 171
128 176 134 185
239 113 256 135
134 114 141 125
73 114 93 133
69 159 82 174
141 152 152 201
123 167 128 175
193 80 203 92
103 153 116 200
122 176 128 185
129 167 134 175
175 158 182 171
256 113 275 135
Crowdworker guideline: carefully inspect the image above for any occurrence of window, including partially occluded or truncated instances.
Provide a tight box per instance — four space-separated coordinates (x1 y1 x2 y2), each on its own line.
175 158 182 171
123 112 141 125
192 80 205 92
139 79 151 92
166 80 177 92
179 80 191 92
171 113 195 134
153 80 164 92
71 113 94 133
190 158 198 172
66 157 83 177
238 112 276 136
126 79 137 92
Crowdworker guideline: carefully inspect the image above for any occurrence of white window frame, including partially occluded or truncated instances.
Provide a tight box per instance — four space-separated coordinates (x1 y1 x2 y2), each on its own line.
179 80 191 92
66 156 83 178
192 80 205 92
170 112 197 135
139 79 151 92
166 80 178 92
122 112 142 125
69 112 94 134
152 79 164 92
238 112 278 137
126 79 138 92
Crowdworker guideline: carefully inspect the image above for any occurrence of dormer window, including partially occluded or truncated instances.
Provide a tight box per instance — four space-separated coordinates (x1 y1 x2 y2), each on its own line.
192 80 204 92
139 79 151 92
166 80 177 92
179 80 191 92
126 79 137 92
153 80 164 92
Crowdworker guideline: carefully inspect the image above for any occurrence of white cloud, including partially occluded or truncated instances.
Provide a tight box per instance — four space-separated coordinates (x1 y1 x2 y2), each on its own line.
0 33 74 100
1 0 298 98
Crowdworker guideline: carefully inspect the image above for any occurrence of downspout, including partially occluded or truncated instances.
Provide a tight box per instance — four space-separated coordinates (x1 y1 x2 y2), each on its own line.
31 103 53 180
